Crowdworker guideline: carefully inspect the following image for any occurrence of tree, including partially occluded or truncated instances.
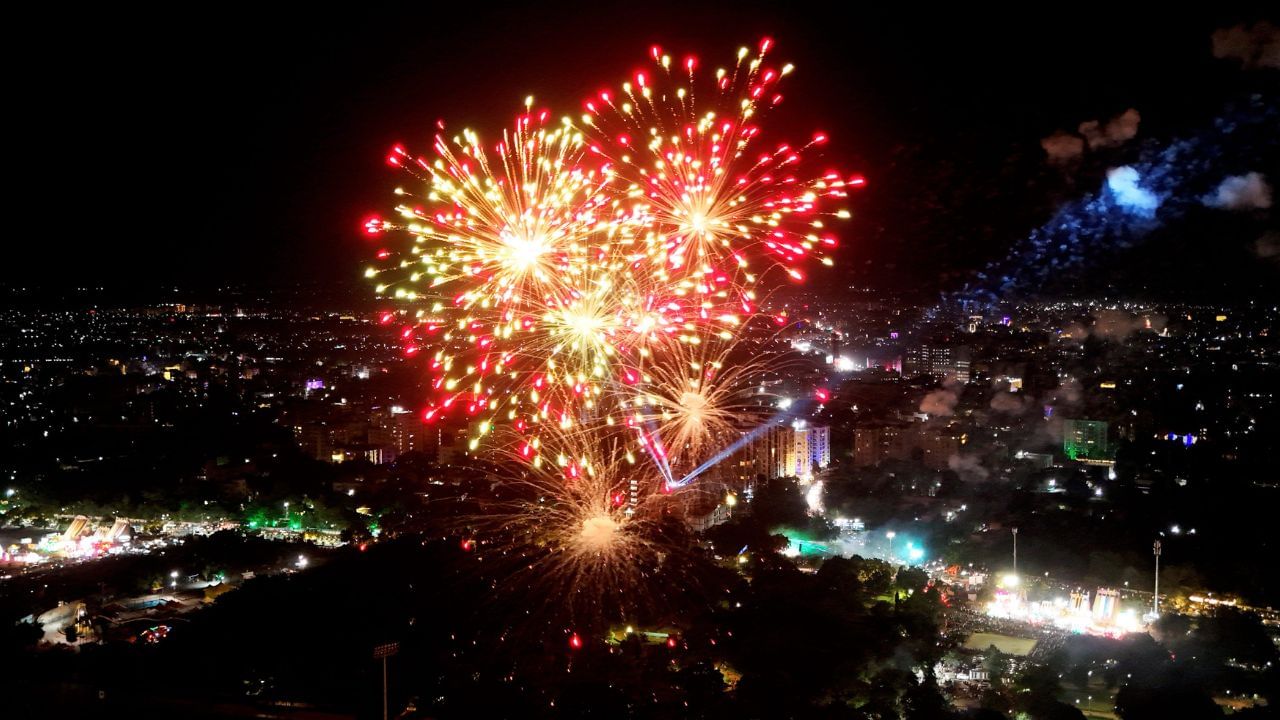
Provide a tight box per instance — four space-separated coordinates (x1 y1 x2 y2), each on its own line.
1013 665 1063 714
978 686 1012 715
676 660 727 713
903 679 955 719
750 477 810 529
816 556 864 597
897 566 930 592
1114 679 1222 720
1025 699 1086 720
0 619 42 651
858 557 894 596
1191 608 1279 668
982 648 1011 686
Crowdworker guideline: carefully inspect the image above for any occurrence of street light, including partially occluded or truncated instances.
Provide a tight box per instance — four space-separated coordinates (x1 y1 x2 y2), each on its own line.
886 531 896 560
283 501 290 528
1152 540 1162 617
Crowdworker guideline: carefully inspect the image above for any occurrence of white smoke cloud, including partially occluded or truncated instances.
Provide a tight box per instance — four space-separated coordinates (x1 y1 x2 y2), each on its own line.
920 388 959 417
1256 232 1280 265
1094 309 1146 339
1041 132 1086 164
989 391 1028 414
1106 166 1160 214
1079 108 1141 150
1058 322 1090 342
1212 22 1280 70
947 454 989 482
1041 108 1140 163
1059 312 1166 342
1205 172 1273 210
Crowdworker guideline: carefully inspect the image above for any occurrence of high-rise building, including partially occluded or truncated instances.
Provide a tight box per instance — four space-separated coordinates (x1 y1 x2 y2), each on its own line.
853 425 901 467
1063 419 1111 461
736 421 832 482
385 410 439 456
807 425 831 470
853 422 962 471
903 345 971 383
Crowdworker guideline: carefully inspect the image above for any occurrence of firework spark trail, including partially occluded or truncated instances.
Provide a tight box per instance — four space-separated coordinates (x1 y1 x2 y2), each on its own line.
367 113 655 461
958 94 1277 307
458 427 712 625
363 40 864 631
624 330 784 478
366 39 861 488
670 395 816 488
578 39 861 323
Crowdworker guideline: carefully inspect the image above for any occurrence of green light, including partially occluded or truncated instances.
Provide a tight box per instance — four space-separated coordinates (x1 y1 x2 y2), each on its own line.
1063 419 1110 460
777 528 830 557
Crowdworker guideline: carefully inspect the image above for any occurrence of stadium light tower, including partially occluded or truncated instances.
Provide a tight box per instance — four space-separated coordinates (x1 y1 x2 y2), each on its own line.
1011 527 1018 577
1152 540 1162 617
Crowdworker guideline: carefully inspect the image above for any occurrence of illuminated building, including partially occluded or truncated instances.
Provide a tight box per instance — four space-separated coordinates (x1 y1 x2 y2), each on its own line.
735 421 833 481
903 345 971 383
1063 419 1111 462
853 422 962 471
1093 587 1120 624
806 425 831 470
377 408 440 457
986 584 1142 638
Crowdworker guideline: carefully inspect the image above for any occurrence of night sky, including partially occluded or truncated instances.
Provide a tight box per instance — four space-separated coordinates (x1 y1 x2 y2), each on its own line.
13 5 1278 299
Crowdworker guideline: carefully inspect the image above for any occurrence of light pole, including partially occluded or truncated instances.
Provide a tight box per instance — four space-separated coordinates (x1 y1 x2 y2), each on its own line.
372 642 399 720
886 531 896 561
1152 540 1162 617
1011 527 1018 578
283 501 289 529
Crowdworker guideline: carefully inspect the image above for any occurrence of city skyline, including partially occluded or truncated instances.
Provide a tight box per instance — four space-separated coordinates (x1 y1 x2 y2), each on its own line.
4 7 1280 720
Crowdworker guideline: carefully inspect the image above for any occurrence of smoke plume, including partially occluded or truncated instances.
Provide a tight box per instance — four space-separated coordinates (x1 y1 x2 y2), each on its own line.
1040 108 1140 163
919 388 959 417
1041 132 1086 164
1256 232 1280 265
1205 172 1273 210
989 391 1028 414
947 454 989 482
1080 108 1141 150
1212 22 1280 70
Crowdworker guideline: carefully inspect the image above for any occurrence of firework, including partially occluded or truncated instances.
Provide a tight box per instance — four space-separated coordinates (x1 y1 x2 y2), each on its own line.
363 41 865 636
624 331 783 478
578 38 861 307
365 39 860 481
461 428 708 625
366 106 646 457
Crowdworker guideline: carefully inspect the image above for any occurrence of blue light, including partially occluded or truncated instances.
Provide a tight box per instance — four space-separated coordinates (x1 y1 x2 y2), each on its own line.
955 97 1277 306
1106 166 1160 215
670 398 816 487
